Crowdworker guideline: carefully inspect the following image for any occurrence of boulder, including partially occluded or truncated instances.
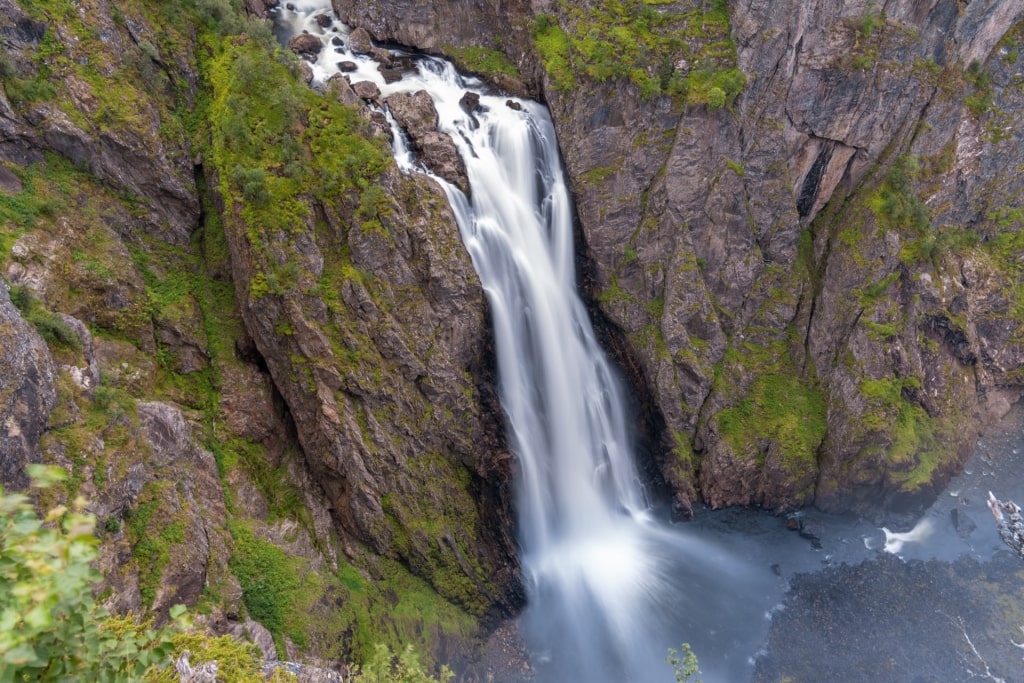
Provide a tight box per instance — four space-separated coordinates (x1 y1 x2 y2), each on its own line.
386 90 468 192
347 26 373 54
288 33 322 58
350 79 380 102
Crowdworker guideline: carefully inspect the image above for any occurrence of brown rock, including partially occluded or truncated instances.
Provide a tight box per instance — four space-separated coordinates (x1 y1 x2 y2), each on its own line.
386 90 469 192
347 26 373 54
0 280 57 489
288 33 322 57
350 79 380 101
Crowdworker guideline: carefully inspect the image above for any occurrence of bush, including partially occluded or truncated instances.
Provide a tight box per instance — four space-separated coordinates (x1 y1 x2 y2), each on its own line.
0 465 182 681
352 643 453 683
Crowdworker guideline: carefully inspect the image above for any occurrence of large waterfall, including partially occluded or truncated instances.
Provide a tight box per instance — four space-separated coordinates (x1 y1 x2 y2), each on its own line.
279 4 778 681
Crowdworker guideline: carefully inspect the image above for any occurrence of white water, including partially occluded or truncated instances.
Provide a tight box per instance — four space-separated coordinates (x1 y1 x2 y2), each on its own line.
277 4 779 681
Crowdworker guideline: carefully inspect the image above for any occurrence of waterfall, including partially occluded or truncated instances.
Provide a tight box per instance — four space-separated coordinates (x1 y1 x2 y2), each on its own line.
278 4 778 681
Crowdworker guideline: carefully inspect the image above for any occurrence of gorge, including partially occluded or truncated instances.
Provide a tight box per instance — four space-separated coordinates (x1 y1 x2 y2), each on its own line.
1 0 1024 680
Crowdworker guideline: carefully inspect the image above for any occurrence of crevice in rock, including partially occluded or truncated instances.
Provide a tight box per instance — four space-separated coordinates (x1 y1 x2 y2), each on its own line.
796 142 834 218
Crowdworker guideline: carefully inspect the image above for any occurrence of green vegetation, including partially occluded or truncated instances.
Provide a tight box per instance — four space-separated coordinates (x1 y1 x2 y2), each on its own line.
531 0 745 105
444 45 521 80
714 342 827 476
667 643 702 682
146 632 293 683
228 523 305 655
124 488 187 608
857 377 949 491
207 36 390 301
0 465 183 681
964 59 994 117
869 155 930 235
8 285 80 350
352 643 453 683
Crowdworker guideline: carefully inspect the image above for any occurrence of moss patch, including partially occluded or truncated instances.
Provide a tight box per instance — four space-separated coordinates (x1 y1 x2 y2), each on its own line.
532 0 744 104
714 342 827 475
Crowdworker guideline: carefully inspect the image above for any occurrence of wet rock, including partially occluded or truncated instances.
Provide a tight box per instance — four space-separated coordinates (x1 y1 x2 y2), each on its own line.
785 514 825 549
379 65 403 84
950 507 977 538
387 90 436 137
755 553 1024 682
326 74 361 108
505 99 522 111
336 60 357 72
331 36 343 46
459 91 481 114
315 13 332 28
348 26 373 54
369 46 392 67
386 90 468 192
288 33 322 58
987 493 1024 560
350 79 380 102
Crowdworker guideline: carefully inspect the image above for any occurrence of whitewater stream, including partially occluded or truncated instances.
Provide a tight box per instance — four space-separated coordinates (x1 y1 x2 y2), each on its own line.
275 5 1024 682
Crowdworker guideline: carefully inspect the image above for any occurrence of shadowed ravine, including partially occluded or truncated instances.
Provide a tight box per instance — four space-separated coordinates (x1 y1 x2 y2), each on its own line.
277 3 1024 682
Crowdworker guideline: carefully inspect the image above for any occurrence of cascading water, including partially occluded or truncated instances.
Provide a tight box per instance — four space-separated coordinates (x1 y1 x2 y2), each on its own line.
278 4 779 680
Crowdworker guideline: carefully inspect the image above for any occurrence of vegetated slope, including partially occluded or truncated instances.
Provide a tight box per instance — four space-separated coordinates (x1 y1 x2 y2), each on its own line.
0 0 518 671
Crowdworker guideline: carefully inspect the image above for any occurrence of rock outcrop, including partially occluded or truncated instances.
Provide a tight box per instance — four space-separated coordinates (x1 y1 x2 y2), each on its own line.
0 280 57 489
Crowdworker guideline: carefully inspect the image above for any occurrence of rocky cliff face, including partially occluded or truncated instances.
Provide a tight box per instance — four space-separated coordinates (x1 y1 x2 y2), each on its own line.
337 0 1024 519
0 0 517 670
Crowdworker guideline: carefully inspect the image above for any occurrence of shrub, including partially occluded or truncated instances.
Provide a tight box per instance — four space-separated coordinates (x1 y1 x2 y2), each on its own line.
352 643 453 683
0 465 182 681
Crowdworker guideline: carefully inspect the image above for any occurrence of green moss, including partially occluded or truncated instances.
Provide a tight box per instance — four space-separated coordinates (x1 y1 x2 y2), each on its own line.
714 341 827 473
229 523 304 654
855 376 950 492
443 45 520 79
531 14 576 90
868 155 930 235
964 59 994 117
125 485 187 608
532 0 743 104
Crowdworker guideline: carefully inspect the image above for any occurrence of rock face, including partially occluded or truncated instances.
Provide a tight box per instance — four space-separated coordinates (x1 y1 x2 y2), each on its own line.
0 0 200 245
0 281 57 489
338 0 1024 519
0 0 518 669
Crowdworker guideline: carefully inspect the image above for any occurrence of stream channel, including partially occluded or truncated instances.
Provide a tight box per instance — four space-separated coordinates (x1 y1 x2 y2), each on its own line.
275 4 1024 681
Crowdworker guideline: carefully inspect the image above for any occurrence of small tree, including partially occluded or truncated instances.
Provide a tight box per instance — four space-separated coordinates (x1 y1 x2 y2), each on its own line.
0 465 181 681
667 643 702 683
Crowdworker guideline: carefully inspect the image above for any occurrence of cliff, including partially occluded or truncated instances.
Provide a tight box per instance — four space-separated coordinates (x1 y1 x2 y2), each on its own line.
0 0 516 671
335 0 1024 519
